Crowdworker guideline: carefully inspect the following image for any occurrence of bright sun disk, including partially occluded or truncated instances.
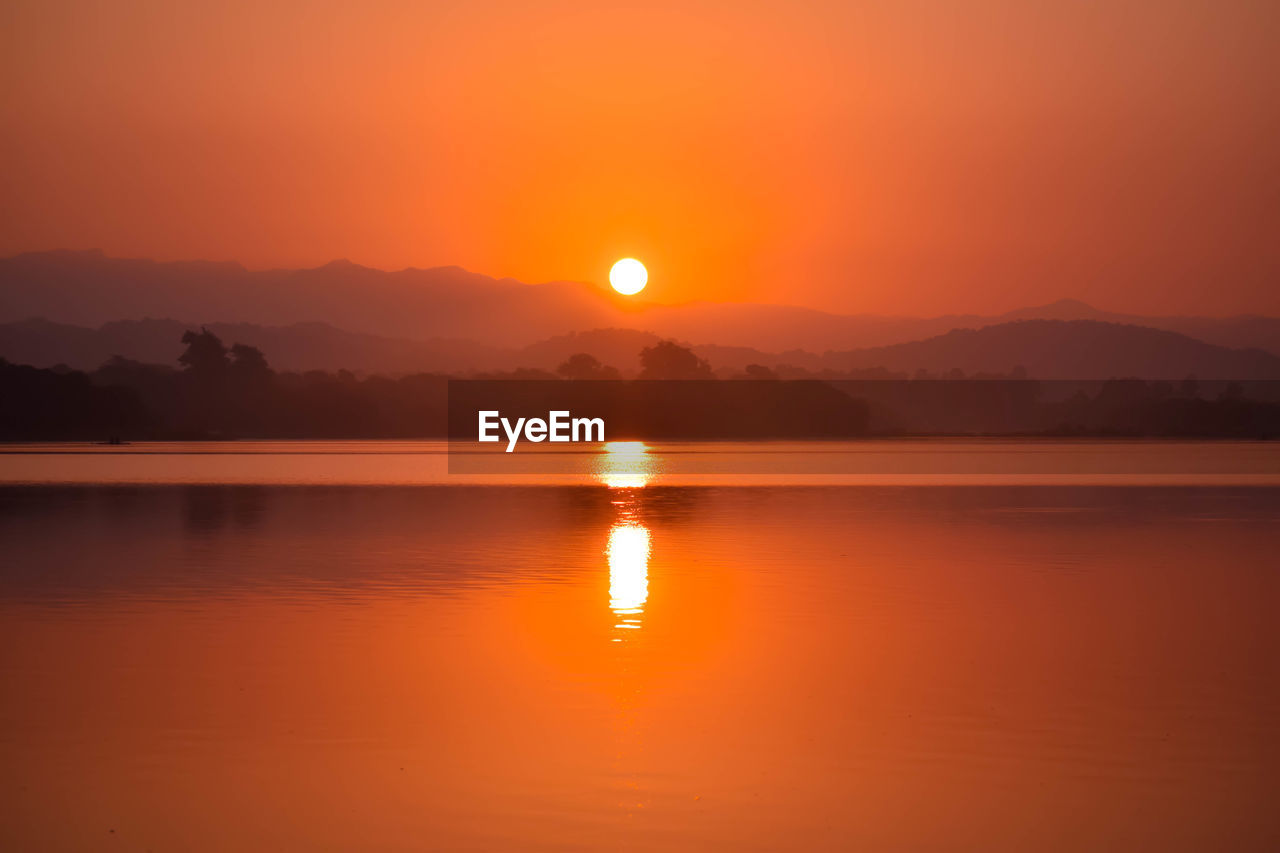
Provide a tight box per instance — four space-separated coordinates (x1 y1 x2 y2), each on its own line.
609 258 647 295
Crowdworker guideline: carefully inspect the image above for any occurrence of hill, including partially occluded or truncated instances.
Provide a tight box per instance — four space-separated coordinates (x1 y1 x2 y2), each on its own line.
824 320 1280 380
6 317 1280 381
4 251 1279 355
0 250 639 348
0 318 511 374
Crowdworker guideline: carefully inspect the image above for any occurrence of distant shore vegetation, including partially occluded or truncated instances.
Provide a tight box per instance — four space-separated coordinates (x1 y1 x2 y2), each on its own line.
1 329 1277 441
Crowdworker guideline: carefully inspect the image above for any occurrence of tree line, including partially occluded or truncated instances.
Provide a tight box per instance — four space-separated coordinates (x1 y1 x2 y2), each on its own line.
1 329 1277 440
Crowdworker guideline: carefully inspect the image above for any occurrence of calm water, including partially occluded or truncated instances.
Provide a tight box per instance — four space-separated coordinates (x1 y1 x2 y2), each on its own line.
1 442 1278 850
2 439 1279 485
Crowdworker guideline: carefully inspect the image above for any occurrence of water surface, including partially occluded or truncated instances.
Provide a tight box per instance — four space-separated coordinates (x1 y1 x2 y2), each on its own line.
2 439 1278 485
0 443 1277 850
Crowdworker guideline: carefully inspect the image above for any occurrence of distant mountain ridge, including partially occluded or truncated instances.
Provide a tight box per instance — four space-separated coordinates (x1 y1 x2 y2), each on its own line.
4 317 1279 380
824 319 1280 380
0 317 512 374
0 250 637 348
3 250 1278 355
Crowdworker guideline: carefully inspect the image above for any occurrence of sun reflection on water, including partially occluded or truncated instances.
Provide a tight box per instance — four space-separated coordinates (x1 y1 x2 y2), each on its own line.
607 524 650 631
596 440 656 490
600 441 653 637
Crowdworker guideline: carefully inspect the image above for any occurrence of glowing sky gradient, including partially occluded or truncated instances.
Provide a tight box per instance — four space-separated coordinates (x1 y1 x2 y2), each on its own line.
2 0 1277 315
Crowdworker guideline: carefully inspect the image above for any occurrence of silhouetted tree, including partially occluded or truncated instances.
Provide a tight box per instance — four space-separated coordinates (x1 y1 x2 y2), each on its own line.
638 341 712 380
739 364 778 380
230 343 271 376
178 328 230 375
0 358 151 440
472 367 559 380
97 355 175 385
557 352 621 380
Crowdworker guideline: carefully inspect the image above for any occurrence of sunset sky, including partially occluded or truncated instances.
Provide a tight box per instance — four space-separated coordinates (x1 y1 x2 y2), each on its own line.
2 0 1277 315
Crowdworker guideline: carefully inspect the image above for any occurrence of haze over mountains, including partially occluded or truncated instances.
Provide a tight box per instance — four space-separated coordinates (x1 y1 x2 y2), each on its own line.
3 250 1279 379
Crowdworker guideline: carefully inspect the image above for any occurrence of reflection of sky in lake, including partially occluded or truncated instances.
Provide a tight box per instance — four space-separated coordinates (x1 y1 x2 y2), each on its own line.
1 476 1278 850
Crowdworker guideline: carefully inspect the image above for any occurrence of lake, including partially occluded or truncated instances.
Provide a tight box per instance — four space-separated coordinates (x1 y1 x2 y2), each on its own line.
1 441 1277 850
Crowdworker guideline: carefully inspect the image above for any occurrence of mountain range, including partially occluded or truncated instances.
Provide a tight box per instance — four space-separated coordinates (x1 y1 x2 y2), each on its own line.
4 317 1279 381
2 250 1279 379
3 249 1279 355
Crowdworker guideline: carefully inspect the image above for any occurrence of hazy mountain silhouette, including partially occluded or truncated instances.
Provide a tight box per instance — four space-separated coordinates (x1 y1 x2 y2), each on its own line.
520 328 663 373
0 318 742 377
998 298 1280 356
824 320 1280 380
4 250 1279 355
0 318 512 373
618 296 1280 354
0 250 639 347
520 322 1280 379
6 317 1279 380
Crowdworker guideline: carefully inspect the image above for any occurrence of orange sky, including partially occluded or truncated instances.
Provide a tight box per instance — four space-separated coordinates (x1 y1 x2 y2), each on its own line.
2 0 1277 315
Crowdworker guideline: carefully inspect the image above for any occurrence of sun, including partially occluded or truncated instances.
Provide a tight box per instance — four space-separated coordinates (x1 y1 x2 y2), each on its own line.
609 258 647 295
